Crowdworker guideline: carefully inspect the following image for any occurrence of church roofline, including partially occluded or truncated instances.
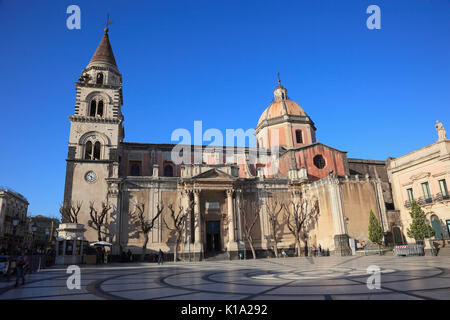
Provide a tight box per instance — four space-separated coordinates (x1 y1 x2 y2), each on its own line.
285 142 347 154
121 142 267 153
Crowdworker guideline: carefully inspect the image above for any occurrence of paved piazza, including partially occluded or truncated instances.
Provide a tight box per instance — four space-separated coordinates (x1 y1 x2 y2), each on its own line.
0 256 449 300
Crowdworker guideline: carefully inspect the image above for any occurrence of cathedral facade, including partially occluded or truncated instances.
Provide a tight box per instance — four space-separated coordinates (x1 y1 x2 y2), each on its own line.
63 29 394 259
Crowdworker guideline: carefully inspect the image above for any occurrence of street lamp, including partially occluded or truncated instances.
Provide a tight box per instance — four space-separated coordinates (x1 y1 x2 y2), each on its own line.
31 224 37 252
45 228 50 253
10 216 20 256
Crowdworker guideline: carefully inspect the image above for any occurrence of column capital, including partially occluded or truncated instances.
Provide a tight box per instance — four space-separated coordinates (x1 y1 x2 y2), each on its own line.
181 188 192 196
226 189 234 197
291 190 302 197
193 188 201 196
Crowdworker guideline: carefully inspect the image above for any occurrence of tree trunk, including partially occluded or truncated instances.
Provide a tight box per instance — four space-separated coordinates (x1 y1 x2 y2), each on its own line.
174 241 179 262
248 239 256 260
142 234 148 262
97 228 102 242
273 241 279 258
296 239 302 257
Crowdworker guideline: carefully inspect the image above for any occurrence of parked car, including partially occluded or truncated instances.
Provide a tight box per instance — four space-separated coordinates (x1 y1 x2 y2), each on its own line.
0 255 10 275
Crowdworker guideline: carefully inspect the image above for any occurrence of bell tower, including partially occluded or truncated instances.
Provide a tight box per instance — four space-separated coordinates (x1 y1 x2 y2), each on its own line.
63 27 124 243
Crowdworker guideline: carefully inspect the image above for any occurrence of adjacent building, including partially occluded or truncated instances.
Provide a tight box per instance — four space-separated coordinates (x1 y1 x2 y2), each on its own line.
387 121 450 245
29 215 60 249
0 187 29 254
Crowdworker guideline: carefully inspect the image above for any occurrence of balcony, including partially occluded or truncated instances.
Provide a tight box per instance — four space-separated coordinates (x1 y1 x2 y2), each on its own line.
404 193 450 208
434 192 450 202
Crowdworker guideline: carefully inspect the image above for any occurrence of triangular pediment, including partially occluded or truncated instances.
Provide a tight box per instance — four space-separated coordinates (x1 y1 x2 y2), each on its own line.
192 168 236 180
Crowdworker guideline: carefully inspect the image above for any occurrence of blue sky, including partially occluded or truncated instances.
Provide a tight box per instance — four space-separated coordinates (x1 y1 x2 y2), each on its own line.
0 0 449 218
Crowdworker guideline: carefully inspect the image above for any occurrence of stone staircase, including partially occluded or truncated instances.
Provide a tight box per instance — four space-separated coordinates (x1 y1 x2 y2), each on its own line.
204 251 230 261
437 247 450 256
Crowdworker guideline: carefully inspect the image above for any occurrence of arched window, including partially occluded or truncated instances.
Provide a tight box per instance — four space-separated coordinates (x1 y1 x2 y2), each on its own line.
431 215 443 239
97 100 104 117
93 142 101 160
295 130 303 144
164 164 174 177
84 141 93 160
96 73 104 85
90 100 97 117
130 164 140 176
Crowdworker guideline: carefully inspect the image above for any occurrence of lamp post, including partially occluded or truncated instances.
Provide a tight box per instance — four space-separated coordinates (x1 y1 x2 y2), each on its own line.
45 228 50 254
10 216 20 256
31 224 37 253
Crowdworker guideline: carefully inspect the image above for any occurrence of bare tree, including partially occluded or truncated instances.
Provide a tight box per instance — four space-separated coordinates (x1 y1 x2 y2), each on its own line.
284 196 320 257
130 202 164 260
265 198 285 258
163 203 189 262
240 198 260 259
59 201 82 223
88 201 112 242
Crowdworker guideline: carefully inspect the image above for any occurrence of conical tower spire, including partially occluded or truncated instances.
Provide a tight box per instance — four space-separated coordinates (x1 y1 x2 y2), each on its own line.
89 28 117 68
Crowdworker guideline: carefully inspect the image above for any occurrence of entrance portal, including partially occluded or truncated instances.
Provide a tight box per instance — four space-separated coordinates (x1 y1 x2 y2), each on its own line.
206 221 221 252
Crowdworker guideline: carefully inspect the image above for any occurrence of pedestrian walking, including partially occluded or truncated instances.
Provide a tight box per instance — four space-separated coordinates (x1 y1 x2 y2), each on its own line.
318 244 322 256
127 249 132 262
15 251 26 287
157 249 164 265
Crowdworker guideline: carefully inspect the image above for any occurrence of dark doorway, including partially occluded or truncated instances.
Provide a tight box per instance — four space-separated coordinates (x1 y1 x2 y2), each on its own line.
206 221 221 252
392 227 404 245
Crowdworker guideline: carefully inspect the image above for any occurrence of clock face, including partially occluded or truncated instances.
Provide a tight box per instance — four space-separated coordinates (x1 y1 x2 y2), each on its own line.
85 171 97 182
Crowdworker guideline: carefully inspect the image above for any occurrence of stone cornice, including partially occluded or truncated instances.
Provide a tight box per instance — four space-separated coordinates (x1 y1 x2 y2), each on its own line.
66 158 115 164
82 65 122 77
75 82 122 90
255 115 316 134
69 115 122 124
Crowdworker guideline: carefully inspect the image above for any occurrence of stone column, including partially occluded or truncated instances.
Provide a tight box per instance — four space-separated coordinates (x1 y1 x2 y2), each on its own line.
227 189 238 256
374 179 389 232
182 189 193 261
227 189 235 243
235 189 242 242
73 239 77 256
182 189 192 244
235 189 245 253
328 176 351 256
193 189 203 259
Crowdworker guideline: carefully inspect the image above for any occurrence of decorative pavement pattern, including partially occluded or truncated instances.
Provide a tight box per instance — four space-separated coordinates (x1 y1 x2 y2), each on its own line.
0 256 449 300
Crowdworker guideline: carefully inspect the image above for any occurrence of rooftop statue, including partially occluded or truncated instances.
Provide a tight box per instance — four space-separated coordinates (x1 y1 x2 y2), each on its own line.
435 120 447 141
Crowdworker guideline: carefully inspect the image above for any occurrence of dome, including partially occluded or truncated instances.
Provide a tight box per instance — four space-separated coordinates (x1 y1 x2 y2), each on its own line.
255 77 316 148
257 99 307 127
256 77 310 129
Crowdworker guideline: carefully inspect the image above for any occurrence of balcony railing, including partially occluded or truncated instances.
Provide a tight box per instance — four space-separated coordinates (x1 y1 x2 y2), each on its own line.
434 192 450 202
404 193 450 208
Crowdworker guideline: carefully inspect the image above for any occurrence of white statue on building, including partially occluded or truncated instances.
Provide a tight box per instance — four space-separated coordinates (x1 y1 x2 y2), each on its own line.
435 120 447 141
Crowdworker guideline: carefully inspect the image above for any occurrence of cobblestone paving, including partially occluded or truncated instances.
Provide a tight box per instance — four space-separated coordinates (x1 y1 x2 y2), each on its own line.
1 256 449 300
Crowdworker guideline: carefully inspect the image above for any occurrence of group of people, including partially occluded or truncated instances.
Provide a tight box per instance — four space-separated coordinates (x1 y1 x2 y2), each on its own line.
118 249 164 264
2 250 31 287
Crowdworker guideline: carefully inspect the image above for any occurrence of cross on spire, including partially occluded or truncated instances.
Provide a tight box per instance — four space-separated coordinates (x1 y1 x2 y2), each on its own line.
103 13 113 33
